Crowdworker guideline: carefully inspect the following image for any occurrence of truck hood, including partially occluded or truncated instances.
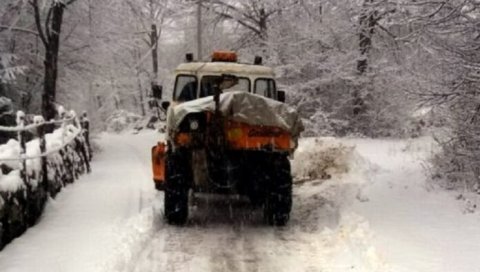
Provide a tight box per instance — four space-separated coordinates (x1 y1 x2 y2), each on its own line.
167 91 304 140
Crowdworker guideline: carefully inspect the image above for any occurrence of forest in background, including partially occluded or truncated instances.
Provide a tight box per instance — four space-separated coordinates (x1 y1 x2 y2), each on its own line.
1 0 480 191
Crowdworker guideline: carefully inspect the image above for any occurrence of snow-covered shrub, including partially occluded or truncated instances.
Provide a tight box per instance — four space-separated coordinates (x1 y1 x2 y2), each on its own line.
0 119 91 249
301 111 335 137
292 138 356 181
431 100 480 191
0 54 25 84
234 1 417 138
105 110 142 133
0 170 24 193
409 1 480 192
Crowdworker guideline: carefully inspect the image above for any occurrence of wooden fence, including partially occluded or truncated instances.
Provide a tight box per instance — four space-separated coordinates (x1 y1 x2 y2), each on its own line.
0 109 92 249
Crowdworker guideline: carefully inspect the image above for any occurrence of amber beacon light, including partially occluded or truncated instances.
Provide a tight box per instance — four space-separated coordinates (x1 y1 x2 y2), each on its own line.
212 51 238 62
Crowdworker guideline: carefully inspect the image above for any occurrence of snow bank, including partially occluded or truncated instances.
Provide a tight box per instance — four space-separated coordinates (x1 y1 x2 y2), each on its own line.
291 142 372 229
0 170 24 193
319 213 388 272
0 120 92 250
101 197 163 272
0 139 20 170
289 138 387 271
291 137 380 214
292 137 375 182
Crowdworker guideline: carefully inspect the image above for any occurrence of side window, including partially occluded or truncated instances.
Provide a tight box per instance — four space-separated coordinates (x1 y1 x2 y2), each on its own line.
200 76 217 98
254 78 276 98
174 75 197 102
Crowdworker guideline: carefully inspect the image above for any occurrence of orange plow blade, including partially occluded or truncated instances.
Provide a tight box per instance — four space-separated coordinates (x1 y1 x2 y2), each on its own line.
151 142 166 190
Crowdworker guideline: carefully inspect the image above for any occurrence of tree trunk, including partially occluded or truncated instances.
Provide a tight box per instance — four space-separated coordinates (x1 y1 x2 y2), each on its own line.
357 0 376 75
133 42 146 116
136 71 146 116
259 8 267 40
150 24 158 80
149 23 159 116
354 0 377 116
43 49 57 121
197 0 203 59
42 3 65 121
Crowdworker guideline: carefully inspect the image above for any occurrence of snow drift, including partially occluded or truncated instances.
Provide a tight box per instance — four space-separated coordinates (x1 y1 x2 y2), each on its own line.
292 137 375 183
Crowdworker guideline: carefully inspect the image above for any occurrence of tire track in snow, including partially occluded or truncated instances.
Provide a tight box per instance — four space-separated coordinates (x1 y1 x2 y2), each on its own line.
125 192 346 272
124 140 154 211
107 135 389 272
114 192 385 272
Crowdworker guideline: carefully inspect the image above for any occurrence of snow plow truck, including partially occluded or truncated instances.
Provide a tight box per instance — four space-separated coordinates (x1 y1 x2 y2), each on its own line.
151 51 303 226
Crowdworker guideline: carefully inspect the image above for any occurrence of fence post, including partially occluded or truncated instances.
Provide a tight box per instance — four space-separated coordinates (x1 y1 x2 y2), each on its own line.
36 117 48 194
16 111 28 186
80 111 92 161
79 112 91 172
59 106 66 147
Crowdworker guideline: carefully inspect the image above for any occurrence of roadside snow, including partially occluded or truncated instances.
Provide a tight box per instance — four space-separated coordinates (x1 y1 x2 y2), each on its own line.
1 134 479 272
0 131 160 272
0 170 24 192
0 139 20 170
350 138 480 272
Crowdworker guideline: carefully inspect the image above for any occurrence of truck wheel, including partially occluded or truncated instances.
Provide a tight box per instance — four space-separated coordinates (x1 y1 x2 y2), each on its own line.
264 155 292 226
164 150 190 225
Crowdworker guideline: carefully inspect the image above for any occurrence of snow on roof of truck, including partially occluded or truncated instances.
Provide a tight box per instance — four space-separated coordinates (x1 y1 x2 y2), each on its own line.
175 62 275 77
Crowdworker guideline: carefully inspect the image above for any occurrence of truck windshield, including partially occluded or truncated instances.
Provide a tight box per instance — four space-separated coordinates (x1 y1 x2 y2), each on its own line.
200 76 250 98
174 75 197 102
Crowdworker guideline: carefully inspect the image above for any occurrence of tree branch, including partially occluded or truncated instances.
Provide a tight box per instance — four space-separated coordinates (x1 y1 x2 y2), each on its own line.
65 0 79 6
29 0 48 46
0 25 39 36
215 11 261 36
212 0 262 25
45 5 54 39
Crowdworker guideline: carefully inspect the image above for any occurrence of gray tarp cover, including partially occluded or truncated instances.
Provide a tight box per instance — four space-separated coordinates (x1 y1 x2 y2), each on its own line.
167 91 304 141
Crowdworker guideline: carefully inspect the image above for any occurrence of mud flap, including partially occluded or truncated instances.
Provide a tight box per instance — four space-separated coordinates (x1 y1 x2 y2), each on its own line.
152 142 166 190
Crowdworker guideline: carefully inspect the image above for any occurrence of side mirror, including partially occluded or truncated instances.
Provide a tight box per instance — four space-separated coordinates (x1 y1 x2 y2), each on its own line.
161 101 170 110
148 99 158 109
277 90 286 103
152 84 163 99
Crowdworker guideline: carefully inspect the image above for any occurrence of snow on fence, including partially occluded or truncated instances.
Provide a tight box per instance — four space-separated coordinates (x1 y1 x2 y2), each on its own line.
0 107 92 250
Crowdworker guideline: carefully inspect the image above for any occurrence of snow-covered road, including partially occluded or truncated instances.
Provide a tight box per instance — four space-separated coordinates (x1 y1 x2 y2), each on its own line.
0 132 158 272
0 132 479 272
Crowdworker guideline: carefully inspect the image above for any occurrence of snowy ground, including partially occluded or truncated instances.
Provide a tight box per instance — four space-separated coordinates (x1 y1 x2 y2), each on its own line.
0 131 479 272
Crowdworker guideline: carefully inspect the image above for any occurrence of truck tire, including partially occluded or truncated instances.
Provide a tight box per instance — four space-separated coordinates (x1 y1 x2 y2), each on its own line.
164 150 190 225
264 155 292 226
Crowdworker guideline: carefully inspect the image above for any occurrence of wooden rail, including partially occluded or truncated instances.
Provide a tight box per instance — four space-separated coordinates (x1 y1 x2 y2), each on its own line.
0 110 91 186
0 109 92 249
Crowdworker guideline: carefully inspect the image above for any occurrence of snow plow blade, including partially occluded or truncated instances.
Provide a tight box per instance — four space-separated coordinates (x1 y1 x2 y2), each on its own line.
169 91 303 145
151 142 166 190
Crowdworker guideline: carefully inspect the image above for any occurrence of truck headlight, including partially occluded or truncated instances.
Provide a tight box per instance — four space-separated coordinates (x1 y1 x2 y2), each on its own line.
189 120 199 130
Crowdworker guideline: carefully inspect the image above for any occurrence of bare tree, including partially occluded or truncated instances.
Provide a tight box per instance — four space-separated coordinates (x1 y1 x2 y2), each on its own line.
207 0 296 42
123 0 174 115
29 0 79 121
403 0 480 189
